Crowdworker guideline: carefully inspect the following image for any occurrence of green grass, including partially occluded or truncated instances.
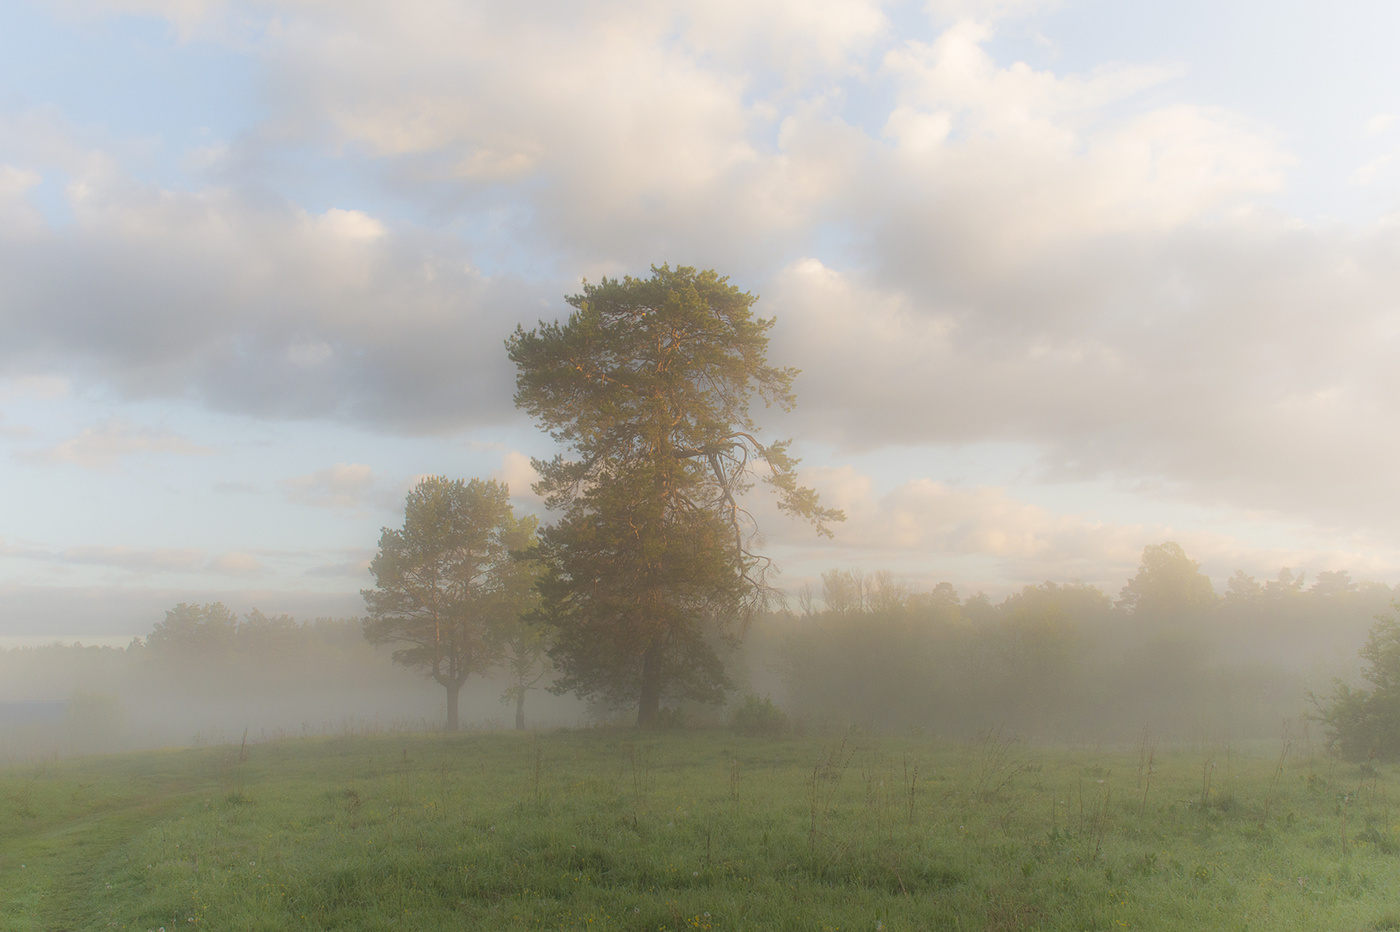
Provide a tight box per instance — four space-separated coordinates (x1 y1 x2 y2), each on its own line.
4 728 1400 931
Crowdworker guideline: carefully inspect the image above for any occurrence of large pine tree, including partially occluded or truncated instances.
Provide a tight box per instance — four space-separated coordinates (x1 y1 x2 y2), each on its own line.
508 265 841 727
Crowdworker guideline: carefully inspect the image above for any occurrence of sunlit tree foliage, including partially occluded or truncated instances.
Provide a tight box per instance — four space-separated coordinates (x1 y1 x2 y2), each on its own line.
509 266 840 727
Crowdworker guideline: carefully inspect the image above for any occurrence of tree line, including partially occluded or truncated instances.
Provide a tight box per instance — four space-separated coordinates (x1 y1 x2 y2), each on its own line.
0 611 436 760
774 547 1393 746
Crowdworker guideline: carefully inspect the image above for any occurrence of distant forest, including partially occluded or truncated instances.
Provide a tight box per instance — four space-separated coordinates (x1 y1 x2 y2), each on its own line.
0 544 1390 760
0 609 438 762
761 551 1389 745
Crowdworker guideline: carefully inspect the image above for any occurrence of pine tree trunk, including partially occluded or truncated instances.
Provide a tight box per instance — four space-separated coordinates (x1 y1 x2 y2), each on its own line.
515 690 526 731
637 639 664 728
445 679 463 732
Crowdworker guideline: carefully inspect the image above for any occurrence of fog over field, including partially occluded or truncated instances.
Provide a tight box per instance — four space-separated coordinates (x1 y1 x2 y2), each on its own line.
3 1 1400 755
0 547 1389 763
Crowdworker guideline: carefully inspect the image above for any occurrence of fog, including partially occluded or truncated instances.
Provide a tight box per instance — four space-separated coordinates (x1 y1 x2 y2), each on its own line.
0 613 590 765
729 558 1389 747
1 546 1387 762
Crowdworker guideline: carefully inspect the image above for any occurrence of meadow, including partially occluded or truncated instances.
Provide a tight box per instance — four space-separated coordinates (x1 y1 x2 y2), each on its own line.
3 726 1399 932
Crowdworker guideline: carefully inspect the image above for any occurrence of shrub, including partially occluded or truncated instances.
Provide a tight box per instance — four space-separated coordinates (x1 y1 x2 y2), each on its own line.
1311 608 1400 760
731 693 788 735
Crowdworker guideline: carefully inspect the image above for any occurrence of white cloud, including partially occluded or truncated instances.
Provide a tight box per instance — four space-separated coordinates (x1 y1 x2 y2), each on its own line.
0 414 35 440
884 20 1176 127
16 420 210 471
1365 113 1397 137
303 555 372 579
0 164 44 232
765 216 1400 540
924 0 1060 24
0 376 71 401
681 0 889 82
312 208 386 242
5 542 272 579
61 545 206 572
1353 147 1400 187
0 158 538 430
0 166 41 196
280 463 378 511
208 551 265 576
495 450 541 503
761 462 1400 596
788 465 1150 576
872 28 1285 268
6 0 1400 583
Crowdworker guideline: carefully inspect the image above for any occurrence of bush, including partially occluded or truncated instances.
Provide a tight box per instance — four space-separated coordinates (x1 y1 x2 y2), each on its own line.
731 693 788 735
1311 608 1400 760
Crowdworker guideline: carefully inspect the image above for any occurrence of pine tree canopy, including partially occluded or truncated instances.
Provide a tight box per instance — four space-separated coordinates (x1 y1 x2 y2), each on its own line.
507 265 841 726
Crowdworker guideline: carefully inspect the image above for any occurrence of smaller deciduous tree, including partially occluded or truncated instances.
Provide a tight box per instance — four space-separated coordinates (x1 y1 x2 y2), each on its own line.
1311 607 1400 760
500 615 551 731
362 477 538 731
820 569 865 616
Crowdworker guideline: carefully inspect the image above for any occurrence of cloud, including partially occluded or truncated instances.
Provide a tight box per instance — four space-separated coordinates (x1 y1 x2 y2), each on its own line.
16 419 210 470
495 450 541 503
5 1 1400 569
60 545 206 572
0 375 70 401
680 0 889 82
1366 113 1397 137
0 161 543 431
303 557 372 579
776 465 1151 582
760 464 1400 596
767 216 1400 537
1353 147 1400 187
210 0 901 277
1 4 1285 443
15 544 264 578
0 414 35 440
0 165 44 231
924 0 1060 23
207 550 265 576
0 165 41 197
867 27 1285 281
280 463 380 511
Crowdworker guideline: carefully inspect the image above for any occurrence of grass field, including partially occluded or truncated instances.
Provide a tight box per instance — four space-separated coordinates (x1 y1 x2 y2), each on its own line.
3 725 1399 931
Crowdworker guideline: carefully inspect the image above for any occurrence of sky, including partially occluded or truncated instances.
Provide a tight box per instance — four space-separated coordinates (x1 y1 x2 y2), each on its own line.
3 0 1400 642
